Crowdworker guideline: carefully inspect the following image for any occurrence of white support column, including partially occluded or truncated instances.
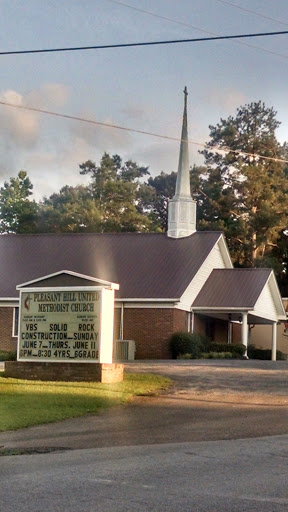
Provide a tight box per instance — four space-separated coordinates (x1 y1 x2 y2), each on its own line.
242 312 248 358
271 322 277 361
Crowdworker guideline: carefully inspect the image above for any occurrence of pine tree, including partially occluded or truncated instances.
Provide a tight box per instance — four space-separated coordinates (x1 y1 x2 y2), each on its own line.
200 101 288 267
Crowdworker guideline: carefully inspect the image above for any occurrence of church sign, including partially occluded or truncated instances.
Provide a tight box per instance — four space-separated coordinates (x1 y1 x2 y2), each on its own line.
17 286 115 363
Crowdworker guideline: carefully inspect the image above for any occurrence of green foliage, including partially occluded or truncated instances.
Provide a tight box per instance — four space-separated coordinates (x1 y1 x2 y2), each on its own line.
170 332 211 359
0 171 38 233
201 351 233 359
200 101 288 269
171 336 245 359
77 153 155 233
247 345 285 360
0 350 17 361
0 373 171 431
145 171 177 231
208 342 246 358
37 185 102 233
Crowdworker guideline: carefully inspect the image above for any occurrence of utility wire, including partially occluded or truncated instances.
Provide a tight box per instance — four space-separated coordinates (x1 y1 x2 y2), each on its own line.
214 0 288 27
0 100 287 165
0 30 288 56
105 0 220 36
104 0 288 60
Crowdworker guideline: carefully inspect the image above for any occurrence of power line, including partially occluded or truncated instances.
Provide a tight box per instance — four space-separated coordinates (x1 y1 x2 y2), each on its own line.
105 0 218 35
0 99 287 165
214 0 288 28
0 30 288 56
104 0 288 60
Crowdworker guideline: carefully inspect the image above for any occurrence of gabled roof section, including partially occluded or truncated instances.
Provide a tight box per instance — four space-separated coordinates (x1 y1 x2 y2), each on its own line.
0 231 222 300
192 268 273 309
16 270 119 290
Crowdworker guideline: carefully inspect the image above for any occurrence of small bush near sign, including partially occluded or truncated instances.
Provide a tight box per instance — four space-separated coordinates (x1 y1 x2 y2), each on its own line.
0 350 17 361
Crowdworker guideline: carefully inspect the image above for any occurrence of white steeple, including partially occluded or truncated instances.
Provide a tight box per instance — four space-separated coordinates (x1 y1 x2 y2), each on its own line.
167 87 197 238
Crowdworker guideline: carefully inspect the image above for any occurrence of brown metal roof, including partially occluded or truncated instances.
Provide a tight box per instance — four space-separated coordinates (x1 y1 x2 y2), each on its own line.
0 231 222 300
192 268 272 309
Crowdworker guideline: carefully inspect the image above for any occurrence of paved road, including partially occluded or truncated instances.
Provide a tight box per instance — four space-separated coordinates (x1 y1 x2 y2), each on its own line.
1 360 288 512
1 436 288 511
0 360 288 450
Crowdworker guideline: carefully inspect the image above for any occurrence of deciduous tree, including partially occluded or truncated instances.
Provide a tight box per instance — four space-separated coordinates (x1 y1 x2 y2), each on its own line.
0 171 38 233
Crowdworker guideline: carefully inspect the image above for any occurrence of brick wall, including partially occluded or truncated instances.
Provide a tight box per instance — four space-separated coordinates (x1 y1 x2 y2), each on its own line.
5 362 124 383
123 307 186 359
214 319 228 342
0 307 17 352
193 314 207 336
114 308 121 339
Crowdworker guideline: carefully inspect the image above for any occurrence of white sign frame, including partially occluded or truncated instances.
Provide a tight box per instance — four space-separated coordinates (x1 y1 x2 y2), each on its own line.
17 286 115 364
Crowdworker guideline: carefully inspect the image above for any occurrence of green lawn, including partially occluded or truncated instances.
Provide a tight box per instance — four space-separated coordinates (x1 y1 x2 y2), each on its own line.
0 373 171 431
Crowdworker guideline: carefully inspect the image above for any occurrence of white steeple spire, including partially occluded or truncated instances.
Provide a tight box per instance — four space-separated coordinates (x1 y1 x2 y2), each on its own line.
167 87 197 238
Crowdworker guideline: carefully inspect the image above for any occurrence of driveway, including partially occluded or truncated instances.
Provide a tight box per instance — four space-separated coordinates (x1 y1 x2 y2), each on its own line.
0 360 288 452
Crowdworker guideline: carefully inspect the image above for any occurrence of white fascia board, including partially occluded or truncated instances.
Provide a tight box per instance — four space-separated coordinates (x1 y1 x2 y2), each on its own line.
18 285 111 293
268 272 286 316
0 299 19 307
17 270 119 290
217 233 234 268
115 298 178 302
115 298 179 309
253 271 286 321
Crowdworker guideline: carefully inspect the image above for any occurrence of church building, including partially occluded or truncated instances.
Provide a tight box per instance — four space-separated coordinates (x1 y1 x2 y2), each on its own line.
0 89 286 360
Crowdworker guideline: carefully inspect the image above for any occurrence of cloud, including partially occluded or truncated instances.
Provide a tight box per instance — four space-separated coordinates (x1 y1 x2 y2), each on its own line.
0 89 40 147
69 112 132 152
23 136 92 199
26 83 70 109
0 84 70 149
201 88 248 112
121 104 148 121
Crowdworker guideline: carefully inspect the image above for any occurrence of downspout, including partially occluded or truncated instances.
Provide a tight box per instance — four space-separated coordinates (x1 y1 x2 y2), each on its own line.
120 302 124 341
227 313 232 344
190 310 194 333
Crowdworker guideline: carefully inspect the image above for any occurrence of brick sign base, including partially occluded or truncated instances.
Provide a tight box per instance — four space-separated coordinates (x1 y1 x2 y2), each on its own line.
4 361 124 383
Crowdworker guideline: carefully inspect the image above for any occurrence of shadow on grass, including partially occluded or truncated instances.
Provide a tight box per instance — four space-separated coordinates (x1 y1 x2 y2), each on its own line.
0 373 171 431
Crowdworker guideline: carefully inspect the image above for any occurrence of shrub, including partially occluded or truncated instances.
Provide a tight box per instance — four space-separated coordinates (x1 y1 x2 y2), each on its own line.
208 342 246 358
247 345 285 361
177 353 193 360
170 332 210 359
202 351 233 359
0 350 17 361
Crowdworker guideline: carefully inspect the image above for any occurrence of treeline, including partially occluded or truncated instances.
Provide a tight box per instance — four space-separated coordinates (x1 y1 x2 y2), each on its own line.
1 100 288 291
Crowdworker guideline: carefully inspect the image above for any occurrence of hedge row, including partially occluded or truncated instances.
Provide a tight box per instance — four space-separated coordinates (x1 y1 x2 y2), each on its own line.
170 332 246 359
247 345 286 361
170 333 286 360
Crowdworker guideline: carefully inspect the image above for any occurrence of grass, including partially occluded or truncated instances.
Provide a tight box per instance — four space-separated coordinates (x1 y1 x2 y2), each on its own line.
0 373 171 432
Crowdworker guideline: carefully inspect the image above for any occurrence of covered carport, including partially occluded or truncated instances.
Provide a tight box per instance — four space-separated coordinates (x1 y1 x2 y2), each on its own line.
192 268 286 360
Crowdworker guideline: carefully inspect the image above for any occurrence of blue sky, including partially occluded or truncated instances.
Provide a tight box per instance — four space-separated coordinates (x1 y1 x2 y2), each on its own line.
0 0 288 198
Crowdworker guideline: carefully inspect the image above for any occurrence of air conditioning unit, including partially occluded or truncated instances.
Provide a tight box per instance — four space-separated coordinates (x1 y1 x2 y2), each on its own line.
114 340 136 361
